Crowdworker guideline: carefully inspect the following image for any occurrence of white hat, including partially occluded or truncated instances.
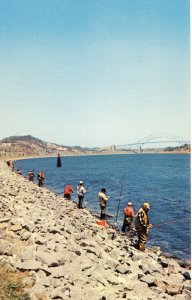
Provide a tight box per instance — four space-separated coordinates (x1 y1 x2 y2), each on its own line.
79 181 83 184
127 202 133 206
143 202 150 209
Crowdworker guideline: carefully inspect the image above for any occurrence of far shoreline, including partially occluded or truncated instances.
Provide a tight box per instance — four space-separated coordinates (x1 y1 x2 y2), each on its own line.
1 149 190 163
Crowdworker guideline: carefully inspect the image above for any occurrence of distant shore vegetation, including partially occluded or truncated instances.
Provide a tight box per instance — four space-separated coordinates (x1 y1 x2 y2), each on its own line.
164 143 190 152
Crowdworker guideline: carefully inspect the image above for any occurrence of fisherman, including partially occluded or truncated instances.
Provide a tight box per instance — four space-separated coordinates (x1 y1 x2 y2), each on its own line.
64 184 73 200
6 160 11 167
28 170 35 182
16 168 22 175
134 202 153 252
37 171 45 187
121 202 134 232
77 181 86 208
98 188 110 220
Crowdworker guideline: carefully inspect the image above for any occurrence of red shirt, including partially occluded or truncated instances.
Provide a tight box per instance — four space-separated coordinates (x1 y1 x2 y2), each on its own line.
124 206 134 217
64 185 73 194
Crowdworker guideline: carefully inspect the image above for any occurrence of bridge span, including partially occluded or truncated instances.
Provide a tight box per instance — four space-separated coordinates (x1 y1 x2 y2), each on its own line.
114 133 190 153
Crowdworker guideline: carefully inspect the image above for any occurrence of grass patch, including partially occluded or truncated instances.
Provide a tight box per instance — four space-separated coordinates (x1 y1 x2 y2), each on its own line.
0 264 30 300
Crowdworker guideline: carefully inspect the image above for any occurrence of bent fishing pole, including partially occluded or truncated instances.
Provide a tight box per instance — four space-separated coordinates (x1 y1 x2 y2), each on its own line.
112 162 127 239
151 219 189 228
132 219 189 235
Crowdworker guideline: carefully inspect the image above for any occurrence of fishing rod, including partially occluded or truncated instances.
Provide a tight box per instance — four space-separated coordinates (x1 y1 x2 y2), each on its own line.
132 219 189 234
112 162 127 239
115 163 127 224
151 219 189 228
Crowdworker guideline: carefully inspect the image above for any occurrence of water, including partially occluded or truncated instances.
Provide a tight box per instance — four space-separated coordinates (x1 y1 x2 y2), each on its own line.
15 154 191 260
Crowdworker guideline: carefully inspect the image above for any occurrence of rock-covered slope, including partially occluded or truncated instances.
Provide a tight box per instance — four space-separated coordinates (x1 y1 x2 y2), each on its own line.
0 162 191 300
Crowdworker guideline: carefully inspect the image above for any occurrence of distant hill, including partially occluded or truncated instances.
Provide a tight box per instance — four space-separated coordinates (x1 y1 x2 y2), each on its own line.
0 135 93 158
1 135 46 145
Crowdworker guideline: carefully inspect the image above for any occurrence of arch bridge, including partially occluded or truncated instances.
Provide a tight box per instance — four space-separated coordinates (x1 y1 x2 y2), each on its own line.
115 133 190 153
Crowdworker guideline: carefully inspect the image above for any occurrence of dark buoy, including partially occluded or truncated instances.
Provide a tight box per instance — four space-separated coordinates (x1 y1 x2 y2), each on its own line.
57 153 62 168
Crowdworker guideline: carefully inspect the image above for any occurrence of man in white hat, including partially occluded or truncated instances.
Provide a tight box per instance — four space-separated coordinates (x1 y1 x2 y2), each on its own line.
76 181 86 208
121 202 134 232
134 202 153 252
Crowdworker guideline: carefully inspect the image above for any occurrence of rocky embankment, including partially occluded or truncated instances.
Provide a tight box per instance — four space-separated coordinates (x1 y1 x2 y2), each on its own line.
0 162 191 300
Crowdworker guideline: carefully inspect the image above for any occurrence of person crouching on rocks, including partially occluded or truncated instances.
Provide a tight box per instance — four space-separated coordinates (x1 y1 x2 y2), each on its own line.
121 202 134 232
28 170 35 182
134 202 153 252
16 168 22 175
64 184 73 200
77 181 86 208
98 188 110 220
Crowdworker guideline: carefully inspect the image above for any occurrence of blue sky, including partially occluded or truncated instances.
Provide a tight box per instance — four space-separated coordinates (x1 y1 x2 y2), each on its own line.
0 0 190 147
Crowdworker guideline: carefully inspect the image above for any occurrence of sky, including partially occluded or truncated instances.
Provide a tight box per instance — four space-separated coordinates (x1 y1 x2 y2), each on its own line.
0 0 190 147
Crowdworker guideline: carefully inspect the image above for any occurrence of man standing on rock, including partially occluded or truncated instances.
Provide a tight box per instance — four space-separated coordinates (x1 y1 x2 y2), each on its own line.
37 171 45 187
77 181 86 208
98 188 110 220
134 202 153 252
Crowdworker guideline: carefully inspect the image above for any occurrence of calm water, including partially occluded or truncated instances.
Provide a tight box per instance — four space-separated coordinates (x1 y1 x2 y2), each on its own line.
15 154 191 260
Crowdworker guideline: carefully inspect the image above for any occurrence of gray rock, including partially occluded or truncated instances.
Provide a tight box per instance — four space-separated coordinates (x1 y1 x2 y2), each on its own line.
166 284 182 296
35 251 65 267
9 224 22 232
174 295 191 300
22 276 36 288
0 217 11 223
140 274 156 286
35 236 47 245
20 246 36 261
160 258 169 268
21 231 31 241
48 266 66 278
30 282 47 298
16 260 43 271
167 273 184 286
183 280 191 291
0 240 13 255
115 264 129 274
23 221 36 232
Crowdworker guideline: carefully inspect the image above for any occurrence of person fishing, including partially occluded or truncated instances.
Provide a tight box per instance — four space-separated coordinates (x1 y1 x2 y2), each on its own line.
98 188 110 220
121 202 134 232
134 202 152 252
77 181 86 208
16 168 22 175
28 170 35 182
64 184 73 200
37 171 45 187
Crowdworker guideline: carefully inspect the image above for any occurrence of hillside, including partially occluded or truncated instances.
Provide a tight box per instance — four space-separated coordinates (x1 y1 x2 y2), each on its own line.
0 135 93 158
